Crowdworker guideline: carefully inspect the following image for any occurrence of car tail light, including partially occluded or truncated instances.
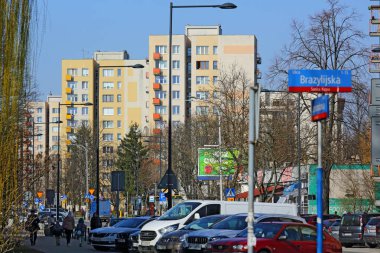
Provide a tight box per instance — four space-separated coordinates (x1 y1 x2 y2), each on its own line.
358 233 362 238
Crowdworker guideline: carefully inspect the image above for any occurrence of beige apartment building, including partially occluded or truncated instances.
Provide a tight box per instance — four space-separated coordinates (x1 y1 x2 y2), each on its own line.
148 25 256 133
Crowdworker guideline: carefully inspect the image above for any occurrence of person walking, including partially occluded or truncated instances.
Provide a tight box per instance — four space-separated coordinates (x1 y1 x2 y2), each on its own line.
62 211 75 246
75 218 87 247
25 209 40 246
90 212 102 230
52 221 64 246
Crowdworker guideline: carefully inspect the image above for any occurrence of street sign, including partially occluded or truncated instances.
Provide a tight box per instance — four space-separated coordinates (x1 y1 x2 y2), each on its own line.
37 191 43 198
158 170 179 189
311 95 329 122
227 198 235 202
159 192 166 204
371 79 380 105
61 194 67 200
39 205 45 211
34 198 40 204
89 195 95 201
24 191 32 201
149 195 155 203
288 69 352 93
89 188 95 195
224 188 236 198
372 117 380 166
369 105 380 117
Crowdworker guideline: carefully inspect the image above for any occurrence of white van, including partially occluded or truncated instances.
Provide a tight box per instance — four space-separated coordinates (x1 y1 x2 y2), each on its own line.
138 200 297 252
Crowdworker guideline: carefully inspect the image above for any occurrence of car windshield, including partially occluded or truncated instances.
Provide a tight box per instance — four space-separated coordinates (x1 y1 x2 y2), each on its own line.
159 202 201 221
114 218 146 228
367 217 380 226
211 215 247 230
331 220 341 226
341 215 360 226
184 216 225 230
237 223 283 238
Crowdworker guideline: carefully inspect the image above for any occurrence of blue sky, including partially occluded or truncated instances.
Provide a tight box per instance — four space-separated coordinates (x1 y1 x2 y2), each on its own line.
33 0 369 99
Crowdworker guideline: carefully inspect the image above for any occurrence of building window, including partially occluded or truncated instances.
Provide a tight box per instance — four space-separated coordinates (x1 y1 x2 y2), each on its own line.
173 91 180 99
103 82 114 89
82 107 89 115
82 81 88 89
102 69 114 77
196 61 209 70
67 68 78 76
52 126 58 132
82 68 89 76
117 120 121 128
51 145 58 151
117 133 122 140
196 76 209 84
67 120 78 127
103 108 114 116
67 81 77 89
173 121 181 127
102 95 114 102
213 61 218 70
117 82 122 89
155 45 167 54
52 108 59 114
155 106 167 114
103 146 114 154
196 46 209 55
155 91 167 99
37 126 42 132
82 120 89 126
187 47 191 56
173 45 180 54
102 160 114 168
173 106 180 115
103 134 113 141
196 106 209 115
213 91 220 99
173 75 180 84
173 60 180 69
117 107 121 115
52 117 59 123
37 135 43 141
213 76 218 84
213 106 220 115
82 94 89 102
155 75 167 84
36 117 42 123
213 46 218 55
117 68 122 76
156 60 168 69
52 136 59 141
67 107 77 115
196 91 209 100
117 94 122 102
103 121 114 128
37 107 43 113
67 94 78 102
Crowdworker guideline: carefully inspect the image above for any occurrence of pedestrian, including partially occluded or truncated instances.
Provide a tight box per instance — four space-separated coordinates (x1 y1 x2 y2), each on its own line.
90 212 102 230
25 209 40 246
52 221 63 246
75 218 87 247
62 211 75 246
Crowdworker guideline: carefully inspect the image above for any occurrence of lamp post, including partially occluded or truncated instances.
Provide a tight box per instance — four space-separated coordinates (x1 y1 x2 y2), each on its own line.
31 121 43 209
94 64 144 216
167 1 236 209
56 102 92 221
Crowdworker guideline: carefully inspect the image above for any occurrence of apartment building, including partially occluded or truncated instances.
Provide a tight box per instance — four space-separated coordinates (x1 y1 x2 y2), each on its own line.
149 25 257 133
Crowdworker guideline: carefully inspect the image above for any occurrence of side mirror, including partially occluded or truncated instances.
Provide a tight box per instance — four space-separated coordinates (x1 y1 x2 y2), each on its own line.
278 235 287 240
194 213 200 220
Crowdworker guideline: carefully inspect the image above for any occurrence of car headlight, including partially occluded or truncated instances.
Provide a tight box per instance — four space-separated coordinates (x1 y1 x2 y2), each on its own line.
232 244 248 250
159 224 179 235
179 234 187 242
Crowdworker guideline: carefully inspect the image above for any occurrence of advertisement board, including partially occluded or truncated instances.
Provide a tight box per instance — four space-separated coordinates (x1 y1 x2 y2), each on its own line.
198 148 239 180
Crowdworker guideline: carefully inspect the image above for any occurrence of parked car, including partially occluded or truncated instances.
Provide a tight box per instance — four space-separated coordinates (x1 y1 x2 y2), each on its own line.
109 218 128 227
328 219 341 241
363 216 380 248
127 231 140 253
183 213 306 253
91 216 154 251
339 213 380 247
205 222 342 253
323 218 340 229
155 215 229 253
301 214 341 226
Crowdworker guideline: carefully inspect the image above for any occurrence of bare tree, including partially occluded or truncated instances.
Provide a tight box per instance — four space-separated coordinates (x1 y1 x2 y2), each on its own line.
268 0 368 213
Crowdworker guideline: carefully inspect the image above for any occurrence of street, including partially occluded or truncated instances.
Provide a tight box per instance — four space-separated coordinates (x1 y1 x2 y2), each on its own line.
343 246 380 253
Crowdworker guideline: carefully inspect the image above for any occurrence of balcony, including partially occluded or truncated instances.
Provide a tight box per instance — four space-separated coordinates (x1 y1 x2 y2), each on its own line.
66 75 72 81
153 83 161 90
66 114 72 120
65 87 72 94
153 113 161 121
64 100 72 105
153 98 161 105
153 68 161 75
153 52 161 60
153 128 161 135
66 127 72 133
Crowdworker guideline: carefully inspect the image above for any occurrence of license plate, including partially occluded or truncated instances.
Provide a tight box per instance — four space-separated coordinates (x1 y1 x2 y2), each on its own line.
188 243 202 250
343 233 352 236
369 229 376 233
133 242 138 247
156 244 167 250
118 239 125 243
332 231 338 234
141 240 151 246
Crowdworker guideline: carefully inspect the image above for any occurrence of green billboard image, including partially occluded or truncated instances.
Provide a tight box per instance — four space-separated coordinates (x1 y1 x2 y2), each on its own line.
198 148 239 180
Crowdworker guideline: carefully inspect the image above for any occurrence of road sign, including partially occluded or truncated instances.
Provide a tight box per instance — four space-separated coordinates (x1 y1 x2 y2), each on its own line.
311 95 329 122
61 194 67 200
224 188 236 198
89 195 95 201
372 79 380 105
372 117 380 166
227 198 235 201
39 205 45 211
34 198 40 204
159 192 166 204
37 191 43 198
288 69 351 93
89 188 95 195
149 195 155 203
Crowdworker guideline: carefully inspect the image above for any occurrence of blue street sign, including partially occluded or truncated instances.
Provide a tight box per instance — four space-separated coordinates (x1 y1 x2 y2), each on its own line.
224 188 236 198
89 195 95 201
61 194 67 200
39 205 45 211
159 192 166 203
85 193 90 199
312 95 329 122
34 198 40 204
288 69 351 93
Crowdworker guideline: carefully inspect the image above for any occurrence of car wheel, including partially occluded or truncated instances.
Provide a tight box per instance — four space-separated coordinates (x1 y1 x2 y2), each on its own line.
258 250 270 253
367 243 377 248
342 243 353 248
93 246 109 251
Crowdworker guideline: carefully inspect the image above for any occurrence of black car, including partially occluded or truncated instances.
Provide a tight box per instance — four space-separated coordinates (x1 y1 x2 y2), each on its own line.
109 218 128 227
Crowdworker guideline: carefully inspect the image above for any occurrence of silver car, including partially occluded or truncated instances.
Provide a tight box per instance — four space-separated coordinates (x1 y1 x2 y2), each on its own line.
363 216 380 248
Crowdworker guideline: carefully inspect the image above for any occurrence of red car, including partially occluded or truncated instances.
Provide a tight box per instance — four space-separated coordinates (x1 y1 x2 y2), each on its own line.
302 214 341 227
205 222 342 253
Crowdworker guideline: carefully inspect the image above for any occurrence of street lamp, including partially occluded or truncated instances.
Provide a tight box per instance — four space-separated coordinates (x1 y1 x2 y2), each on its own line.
167 1 236 209
94 63 144 216
56 101 93 221
31 121 43 209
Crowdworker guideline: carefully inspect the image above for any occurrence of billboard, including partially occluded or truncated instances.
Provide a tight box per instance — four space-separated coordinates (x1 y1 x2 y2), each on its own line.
198 148 239 180
288 69 351 92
